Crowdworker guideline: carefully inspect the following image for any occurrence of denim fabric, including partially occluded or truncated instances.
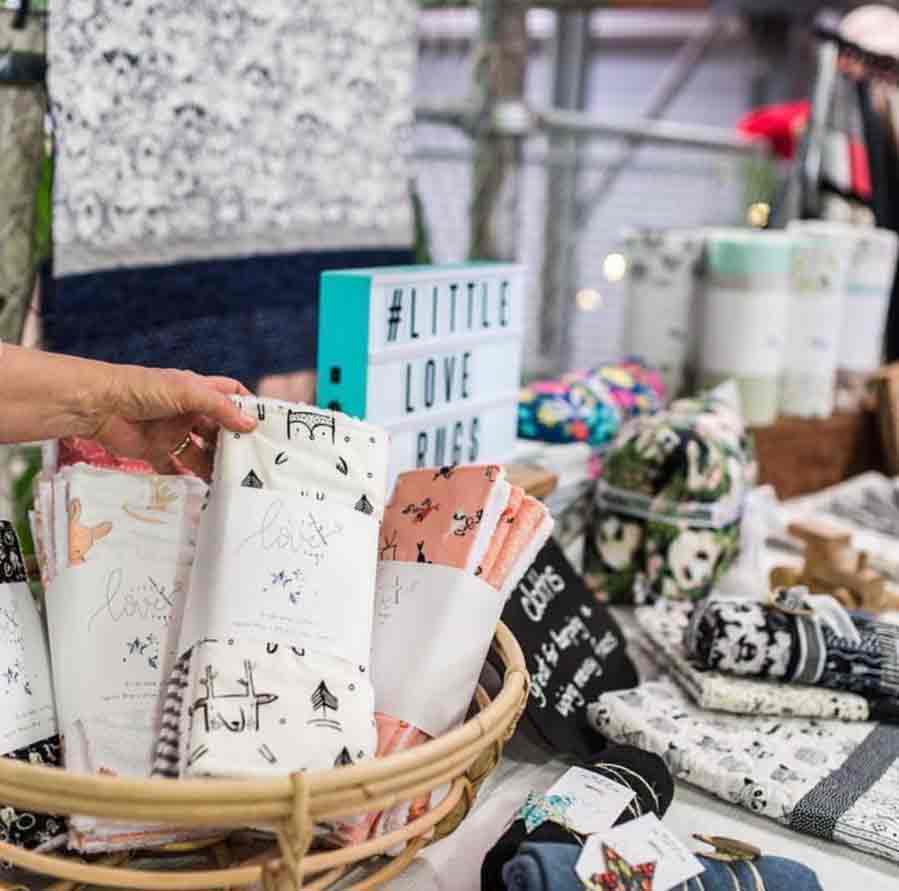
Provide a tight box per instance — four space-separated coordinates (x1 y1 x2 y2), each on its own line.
499 842 822 891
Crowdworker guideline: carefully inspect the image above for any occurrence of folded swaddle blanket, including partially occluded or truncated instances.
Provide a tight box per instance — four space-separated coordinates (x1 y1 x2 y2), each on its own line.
153 398 388 782
30 467 199 850
685 588 899 700
38 465 206 852
591 678 899 865
341 466 553 843
0 521 66 854
637 600 896 721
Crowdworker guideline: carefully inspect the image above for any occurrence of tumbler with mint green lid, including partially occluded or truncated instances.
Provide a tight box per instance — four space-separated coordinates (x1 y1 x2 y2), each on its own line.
699 228 794 426
779 228 852 418
789 221 899 374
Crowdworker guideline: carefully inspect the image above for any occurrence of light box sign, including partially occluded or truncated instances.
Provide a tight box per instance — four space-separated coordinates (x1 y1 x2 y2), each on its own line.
317 263 524 483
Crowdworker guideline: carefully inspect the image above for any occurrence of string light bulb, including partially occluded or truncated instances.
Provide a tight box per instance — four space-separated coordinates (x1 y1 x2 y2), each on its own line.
603 252 628 282
576 288 602 311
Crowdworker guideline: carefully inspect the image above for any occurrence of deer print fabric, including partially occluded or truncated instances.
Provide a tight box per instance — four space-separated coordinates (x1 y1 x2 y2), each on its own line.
32 465 208 852
335 466 553 845
152 398 389 783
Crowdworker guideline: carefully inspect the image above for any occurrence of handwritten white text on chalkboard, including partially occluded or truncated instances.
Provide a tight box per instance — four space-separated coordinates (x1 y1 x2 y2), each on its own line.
529 612 620 715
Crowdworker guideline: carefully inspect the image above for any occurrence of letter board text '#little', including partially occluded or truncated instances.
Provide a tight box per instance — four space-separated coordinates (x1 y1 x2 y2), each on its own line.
317 263 524 484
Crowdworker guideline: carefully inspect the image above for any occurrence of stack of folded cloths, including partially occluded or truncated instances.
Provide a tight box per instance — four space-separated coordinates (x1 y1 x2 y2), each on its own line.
54 437 156 476
0 521 66 853
33 464 207 852
517 360 665 451
153 398 389 784
686 589 899 703
636 598 897 721
590 588 899 865
338 465 553 844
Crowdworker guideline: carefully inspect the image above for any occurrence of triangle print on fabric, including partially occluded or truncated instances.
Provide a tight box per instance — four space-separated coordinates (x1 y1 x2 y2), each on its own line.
241 470 264 489
334 746 354 767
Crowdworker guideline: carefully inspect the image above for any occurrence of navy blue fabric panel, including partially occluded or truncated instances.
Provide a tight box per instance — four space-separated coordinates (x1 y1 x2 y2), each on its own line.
42 247 414 386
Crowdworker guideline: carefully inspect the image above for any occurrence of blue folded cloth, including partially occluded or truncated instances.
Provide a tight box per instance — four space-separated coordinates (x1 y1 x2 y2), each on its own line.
500 841 822 891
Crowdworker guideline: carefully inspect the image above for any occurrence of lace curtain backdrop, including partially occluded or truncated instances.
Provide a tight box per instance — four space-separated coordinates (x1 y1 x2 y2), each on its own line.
43 0 418 387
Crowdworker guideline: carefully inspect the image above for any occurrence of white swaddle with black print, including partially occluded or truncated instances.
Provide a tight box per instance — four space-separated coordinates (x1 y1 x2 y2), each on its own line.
153 398 388 780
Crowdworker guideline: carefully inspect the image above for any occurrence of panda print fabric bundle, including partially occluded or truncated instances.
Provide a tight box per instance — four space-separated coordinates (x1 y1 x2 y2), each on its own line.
591 679 899 865
153 398 389 781
685 593 899 702
636 600 881 721
584 386 755 604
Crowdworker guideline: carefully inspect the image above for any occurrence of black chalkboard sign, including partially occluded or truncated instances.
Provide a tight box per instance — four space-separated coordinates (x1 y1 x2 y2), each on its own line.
500 538 638 758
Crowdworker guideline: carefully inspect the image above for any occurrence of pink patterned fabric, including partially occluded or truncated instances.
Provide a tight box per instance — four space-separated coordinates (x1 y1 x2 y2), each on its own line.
338 467 552 846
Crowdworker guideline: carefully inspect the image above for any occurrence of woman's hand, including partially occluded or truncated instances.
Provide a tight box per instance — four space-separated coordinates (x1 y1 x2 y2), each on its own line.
88 367 257 478
0 345 257 478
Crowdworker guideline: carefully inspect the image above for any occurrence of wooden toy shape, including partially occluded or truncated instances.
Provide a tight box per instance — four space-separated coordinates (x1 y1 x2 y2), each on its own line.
769 518 899 613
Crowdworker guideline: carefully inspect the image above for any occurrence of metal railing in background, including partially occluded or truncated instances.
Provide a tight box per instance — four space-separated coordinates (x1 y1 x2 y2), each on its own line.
413 1 772 376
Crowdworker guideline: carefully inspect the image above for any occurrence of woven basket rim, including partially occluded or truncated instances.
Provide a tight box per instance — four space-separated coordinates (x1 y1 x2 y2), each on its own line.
0 622 527 822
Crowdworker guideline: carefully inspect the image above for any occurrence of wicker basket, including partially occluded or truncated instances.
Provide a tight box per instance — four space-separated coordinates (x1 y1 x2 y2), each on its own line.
0 623 528 891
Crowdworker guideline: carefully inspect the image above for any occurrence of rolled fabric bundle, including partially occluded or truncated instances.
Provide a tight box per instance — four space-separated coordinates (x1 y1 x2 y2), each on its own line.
685 589 899 699
339 466 553 845
698 228 795 426
584 385 754 604
565 360 666 421
636 600 892 721
153 398 388 784
517 379 620 448
500 841 822 891
622 228 703 399
480 744 673 891
779 229 853 418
